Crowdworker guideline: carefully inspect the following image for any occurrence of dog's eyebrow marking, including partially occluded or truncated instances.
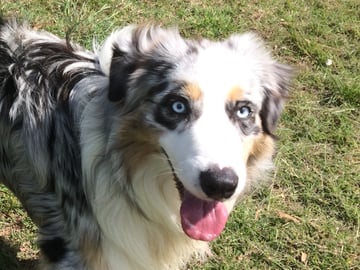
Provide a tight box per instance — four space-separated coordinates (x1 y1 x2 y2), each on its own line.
183 83 202 101
227 86 245 101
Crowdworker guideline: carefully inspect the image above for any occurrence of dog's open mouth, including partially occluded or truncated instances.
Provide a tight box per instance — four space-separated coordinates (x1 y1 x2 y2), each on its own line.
162 149 229 242
179 186 229 241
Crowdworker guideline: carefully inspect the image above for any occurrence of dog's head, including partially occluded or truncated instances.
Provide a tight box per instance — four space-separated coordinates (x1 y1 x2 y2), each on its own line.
99 25 292 241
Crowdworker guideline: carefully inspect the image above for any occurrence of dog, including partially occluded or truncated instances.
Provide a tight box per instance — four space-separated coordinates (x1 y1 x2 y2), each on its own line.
0 18 292 270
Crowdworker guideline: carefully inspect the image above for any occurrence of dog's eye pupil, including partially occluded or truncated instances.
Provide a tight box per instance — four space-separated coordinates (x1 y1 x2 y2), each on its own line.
171 101 186 114
237 106 251 119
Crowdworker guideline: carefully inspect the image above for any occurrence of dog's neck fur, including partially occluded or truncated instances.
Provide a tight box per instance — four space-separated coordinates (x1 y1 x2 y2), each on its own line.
80 94 208 270
91 152 209 270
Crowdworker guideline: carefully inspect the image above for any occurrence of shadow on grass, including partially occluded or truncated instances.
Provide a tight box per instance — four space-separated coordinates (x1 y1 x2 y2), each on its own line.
0 237 37 270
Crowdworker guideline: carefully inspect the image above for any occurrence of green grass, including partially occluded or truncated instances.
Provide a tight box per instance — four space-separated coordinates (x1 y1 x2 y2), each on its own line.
0 0 359 269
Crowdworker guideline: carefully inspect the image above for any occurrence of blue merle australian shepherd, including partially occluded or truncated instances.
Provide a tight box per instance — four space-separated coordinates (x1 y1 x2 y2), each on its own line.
0 18 292 270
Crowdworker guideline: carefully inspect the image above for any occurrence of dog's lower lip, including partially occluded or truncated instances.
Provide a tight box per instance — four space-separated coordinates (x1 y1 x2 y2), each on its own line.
174 174 185 199
161 147 185 199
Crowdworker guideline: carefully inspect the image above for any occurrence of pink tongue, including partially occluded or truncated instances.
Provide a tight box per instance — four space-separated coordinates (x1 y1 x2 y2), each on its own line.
180 191 229 241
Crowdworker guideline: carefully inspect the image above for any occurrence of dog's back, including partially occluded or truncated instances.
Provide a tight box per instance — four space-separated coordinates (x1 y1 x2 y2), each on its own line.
0 19 103 269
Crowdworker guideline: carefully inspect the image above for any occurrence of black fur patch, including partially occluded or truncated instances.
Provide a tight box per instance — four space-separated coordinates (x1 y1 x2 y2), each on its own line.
23 41 100 104
259 91 282 135
0 39 17 115
39 237 67 263
108 41 176 102
0 16 5 27
108 46 137 102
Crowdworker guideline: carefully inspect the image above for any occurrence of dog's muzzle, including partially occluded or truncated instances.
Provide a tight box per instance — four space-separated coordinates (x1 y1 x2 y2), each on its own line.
161 148 239 242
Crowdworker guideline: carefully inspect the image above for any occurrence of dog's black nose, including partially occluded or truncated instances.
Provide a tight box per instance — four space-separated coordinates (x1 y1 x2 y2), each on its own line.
200 165 238 200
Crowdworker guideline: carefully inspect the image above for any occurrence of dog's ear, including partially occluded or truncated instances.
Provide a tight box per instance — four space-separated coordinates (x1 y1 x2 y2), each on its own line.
259 62 293 135
98 26 141 102
99 25 181 102
98 26 140 102
225 32 293 135
107 46 137 102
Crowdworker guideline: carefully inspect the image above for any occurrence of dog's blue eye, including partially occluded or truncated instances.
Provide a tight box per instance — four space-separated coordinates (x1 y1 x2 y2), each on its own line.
171 101 187 114
237 106 251 119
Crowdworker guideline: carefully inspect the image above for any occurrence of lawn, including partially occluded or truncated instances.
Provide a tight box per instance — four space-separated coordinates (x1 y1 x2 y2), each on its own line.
0 0 359 269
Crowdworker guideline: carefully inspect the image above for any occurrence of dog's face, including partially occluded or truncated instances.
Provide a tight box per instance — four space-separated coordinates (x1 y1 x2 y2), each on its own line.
100 26 292 241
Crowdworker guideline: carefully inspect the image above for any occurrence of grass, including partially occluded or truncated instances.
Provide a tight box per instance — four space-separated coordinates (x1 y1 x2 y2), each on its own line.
0 0 359 269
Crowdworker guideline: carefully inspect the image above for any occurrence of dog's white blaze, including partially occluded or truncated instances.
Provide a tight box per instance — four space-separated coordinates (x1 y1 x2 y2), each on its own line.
195 44 265 107
160 46 255 207
160 108 246 205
